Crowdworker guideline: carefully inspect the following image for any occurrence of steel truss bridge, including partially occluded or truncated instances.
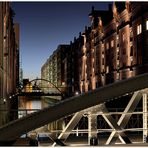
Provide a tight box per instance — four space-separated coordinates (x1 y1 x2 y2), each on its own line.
0 73 148 146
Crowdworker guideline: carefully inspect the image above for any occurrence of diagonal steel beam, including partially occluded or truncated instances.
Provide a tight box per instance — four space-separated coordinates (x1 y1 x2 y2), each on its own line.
101 104 131 144
142 93 148 143
105 91 142 145
52 112 83 146
52 104 102 146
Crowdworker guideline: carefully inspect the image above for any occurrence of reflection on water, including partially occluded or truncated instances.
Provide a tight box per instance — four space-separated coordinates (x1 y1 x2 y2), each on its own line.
18 100 41 118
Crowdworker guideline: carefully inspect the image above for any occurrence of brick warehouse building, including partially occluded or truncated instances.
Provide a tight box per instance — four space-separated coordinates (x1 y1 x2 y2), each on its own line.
80 2 148 93
0 2 19 125
41 2 148 97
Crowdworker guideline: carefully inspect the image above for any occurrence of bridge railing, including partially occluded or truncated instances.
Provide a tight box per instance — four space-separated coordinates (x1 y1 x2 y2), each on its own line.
21 86 62 94
0 109 40 122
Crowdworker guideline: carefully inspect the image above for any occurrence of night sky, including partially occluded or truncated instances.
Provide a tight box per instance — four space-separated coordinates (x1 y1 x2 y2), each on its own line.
11 2 112 80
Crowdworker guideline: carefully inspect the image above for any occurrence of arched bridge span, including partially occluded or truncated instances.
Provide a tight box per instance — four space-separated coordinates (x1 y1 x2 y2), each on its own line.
19 78 64 99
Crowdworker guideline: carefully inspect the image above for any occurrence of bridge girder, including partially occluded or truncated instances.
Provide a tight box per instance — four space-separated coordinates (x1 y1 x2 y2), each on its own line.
0 73 148 143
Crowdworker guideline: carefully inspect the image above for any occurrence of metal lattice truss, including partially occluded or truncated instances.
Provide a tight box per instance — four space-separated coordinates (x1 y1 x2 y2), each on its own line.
0 73 148 144
52 89 148 146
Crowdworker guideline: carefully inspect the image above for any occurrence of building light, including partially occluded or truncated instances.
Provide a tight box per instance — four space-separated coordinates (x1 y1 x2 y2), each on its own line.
111 40 114 48
75 91 79 95
117 35 119 40
146 20 148 30
62 82 65 86
117 72 120 80
137 24 142 35
106 43 109 50
3 98 6 104
122 32 125 42
117 60 120 66
130 56 133 62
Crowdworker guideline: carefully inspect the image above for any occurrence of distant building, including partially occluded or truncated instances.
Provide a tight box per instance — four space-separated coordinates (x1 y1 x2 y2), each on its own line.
0 2 20 125
41 44 70 95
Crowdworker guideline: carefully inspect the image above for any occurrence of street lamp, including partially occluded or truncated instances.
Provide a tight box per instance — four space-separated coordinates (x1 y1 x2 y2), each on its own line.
3 98 6 104
75 91 79 95
0 98 6 104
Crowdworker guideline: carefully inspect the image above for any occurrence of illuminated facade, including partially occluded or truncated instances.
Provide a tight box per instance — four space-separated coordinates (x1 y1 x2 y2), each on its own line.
0 2 19 125
80 2 148 93
41 2 148 98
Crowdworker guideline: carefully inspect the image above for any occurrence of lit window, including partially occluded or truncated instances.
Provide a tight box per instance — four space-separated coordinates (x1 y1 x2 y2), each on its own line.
117 60 119 66
117 72 120 80
137 24 142 35
111 40 114 47
106 43 109 50
106 66 109 73
122 33 125 42
146 20 148 30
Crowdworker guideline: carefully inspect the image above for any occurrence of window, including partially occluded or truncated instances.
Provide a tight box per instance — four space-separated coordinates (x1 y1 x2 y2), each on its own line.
106 66 109 73
106 43 109 50
102 43 104 49
111 40 114 48
137 24 142 35
146 20 148 30
102 58 104 65
117 35 119 40
122 32 125 42
117 47 119 53
117 72 120 80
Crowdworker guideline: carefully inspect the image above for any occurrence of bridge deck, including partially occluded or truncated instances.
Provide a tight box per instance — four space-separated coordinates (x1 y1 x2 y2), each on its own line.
0 73 148 142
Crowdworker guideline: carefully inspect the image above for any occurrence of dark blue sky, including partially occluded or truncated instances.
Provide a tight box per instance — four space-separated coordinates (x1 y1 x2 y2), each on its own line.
11 2 112 80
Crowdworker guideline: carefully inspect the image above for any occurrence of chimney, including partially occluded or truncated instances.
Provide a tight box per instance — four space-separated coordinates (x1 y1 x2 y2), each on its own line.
85 26 87 32
74 37 76 42
79 32 81 37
